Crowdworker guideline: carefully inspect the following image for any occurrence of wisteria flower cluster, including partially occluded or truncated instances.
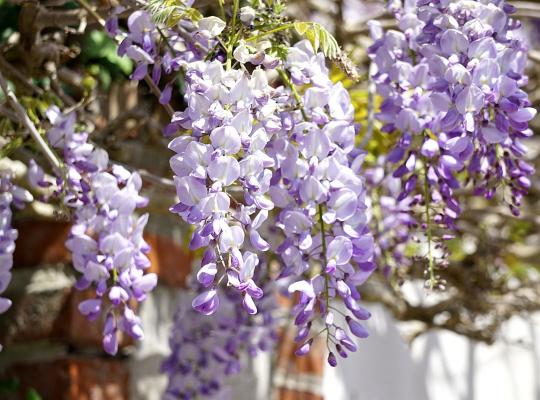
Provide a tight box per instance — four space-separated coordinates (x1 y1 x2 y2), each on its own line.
35 107 156 354
162 272 278 400
168 57 281 316
0 170 32 315
163 25 376 367
109 8 224 111
270 41 375 362
0 168 33 351
369 0 535 285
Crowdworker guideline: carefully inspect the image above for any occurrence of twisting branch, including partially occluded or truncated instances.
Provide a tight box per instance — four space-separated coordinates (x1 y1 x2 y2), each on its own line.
0 71 62 174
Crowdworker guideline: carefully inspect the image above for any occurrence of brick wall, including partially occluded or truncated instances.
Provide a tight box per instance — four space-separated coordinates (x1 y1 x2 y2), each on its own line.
0 216 325 400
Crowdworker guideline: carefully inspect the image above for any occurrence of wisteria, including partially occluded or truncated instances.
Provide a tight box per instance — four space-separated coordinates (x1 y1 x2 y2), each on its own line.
273 41 375 360
0 170 32 315
162 271 278 399
369 0 535 286
168 57 280 315
0 168 32 351
162 10 376 361
0 0 537 391
38 107 156 354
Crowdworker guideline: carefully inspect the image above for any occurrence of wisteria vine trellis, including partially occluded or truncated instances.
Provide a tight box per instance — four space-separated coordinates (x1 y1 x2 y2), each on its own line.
0 0 536 398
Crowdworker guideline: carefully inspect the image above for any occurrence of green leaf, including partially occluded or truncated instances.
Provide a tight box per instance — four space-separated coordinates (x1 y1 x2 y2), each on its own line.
83 31 132 76
25 388 42 400
293 21 340 59
146 0 203 27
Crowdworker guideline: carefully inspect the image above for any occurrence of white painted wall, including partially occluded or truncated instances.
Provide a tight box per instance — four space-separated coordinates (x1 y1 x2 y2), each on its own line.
323 305 540 400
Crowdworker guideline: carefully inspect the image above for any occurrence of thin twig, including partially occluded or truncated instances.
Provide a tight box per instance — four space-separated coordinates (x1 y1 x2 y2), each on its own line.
75 0 105 25
109 158 175 191
0 71 62 174
143 75 174 116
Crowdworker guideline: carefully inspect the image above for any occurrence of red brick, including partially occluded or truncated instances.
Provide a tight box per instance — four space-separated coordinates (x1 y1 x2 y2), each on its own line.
276 326 325 376
273 325 325 400
145 232 193 288
279 389 323 400
13 219 71 268
0 282 72 344
2 357 129 400
14 218 193 288
0 281 132 350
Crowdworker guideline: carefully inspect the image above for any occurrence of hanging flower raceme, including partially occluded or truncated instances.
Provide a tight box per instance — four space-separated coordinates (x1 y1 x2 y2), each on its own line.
168 54 282 317
162 272 278 400
265 40 375 364
368 0 535 285
42 106 155 354
370 0 535 214
162 9 376 363
0 171 32 314
0 168 33 351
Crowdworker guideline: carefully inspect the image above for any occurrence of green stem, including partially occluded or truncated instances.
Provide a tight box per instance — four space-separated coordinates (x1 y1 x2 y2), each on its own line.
225 0 241 69
245 23 294 42
231 0 240 30
278 69 308 120
157 26 175 53
226 31 241 70
218 0 225 21
318 204 330 347
423 163 436 289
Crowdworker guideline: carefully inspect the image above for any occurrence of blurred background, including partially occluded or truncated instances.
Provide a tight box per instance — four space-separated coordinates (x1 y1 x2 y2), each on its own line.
0 0 540 399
